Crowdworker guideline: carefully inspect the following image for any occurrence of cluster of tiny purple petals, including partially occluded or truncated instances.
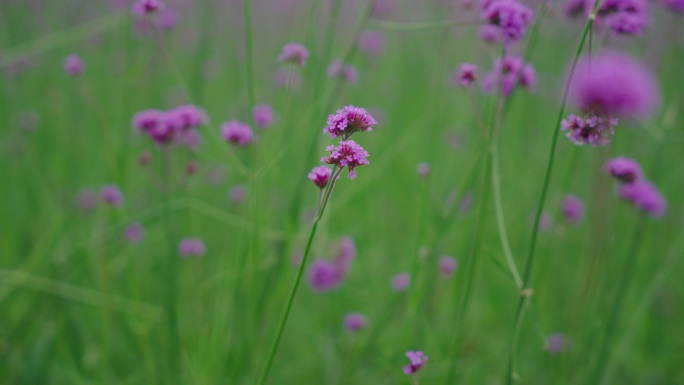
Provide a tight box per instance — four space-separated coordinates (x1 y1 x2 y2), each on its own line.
124 223 145 244
278 43 308 66
64 54 85 76
480 0 534 44
597 0 650 36
546 333 566 353
663 0 684 12
561 114 618 146
221 120 255 147
308 237 356 292
344 313 368 333
322 140 370 179
132 105 207 145
327 60 358 84
605 157 666 217
392 273 410 291
358 31 386 55
253 104 274 129
178 237 206 257
324 106 378 138
439 256 458 277
569 51 660 119
455 63 478 87
482 55 536 96
132 0 165 16
562 195 585 224
403 351 428 375
101 185 124 207
308 166 332 189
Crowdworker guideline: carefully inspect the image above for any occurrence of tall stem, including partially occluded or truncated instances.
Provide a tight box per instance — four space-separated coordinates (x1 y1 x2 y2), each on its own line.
243 0 255 112
257 167 344 385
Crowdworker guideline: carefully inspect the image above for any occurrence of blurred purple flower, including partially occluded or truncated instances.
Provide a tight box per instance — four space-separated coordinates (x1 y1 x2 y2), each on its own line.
480 0 534 45
618 180 666 218
358 31 386 55
132 0 165 16
64 54 85 76
569 51 660 119
455 63 478 87
229 185 246 205
604 157 643 184
392 273 410 292
327 60 358 84
344 313 368 333
482 55 536 96
561 114 618 146
545 333 566 354
417 163 430 179
273 68 302 89
278 43 308 66
308 165 332 189
663 0 684 12
403 350 428 375
439 256 459 277
562 195 585 224
253 104 274 129
178 237 206 257
308 259 345 291
221 121 255 147
156 8 178 31
124 223 145 244
101 185 124 207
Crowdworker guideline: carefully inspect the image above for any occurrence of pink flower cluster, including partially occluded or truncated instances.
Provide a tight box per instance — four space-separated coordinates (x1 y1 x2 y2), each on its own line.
132 105 208 145
327 60 358 84
307 237 357 292
561 114 618 146
132 0 165 16
605 157 666 217
324 105 378 139
480 0 534 45
482 55 536 97
278 43 308 66
221 121 255 147
322 141 370 180
403 350 428 375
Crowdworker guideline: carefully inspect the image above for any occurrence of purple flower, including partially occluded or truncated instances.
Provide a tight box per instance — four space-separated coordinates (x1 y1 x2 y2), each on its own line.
392 273 410 292
481 0 534 45
166 105 208 131
278 43 308 66
545 333 566 354
568 51 660 119
563 0 589 17
253 104 274 129
479 24 501 43
156 8 178 31
308 259 345 292
455 63 478 87
324 106 378 139
335 237 356 266
229 184 246 205
562 195 585 224
618 180 666 217
124 223 145 244
327 60 358 84
344 313 368 333
132 109 174 144
322 140 370 180
561 114 618 146
358 31 386 55
417 163 430 179
439 256 459 277
132 0 165 16
403 350 428 375
64 54 85 76
101 185 124 207
221 120 255 147
178 237 206 257
176 129 203 150
604 157 643 184
482 55 536 96
597 0 649 36
663 0 684 13
308 166 332 189
372 0 395 18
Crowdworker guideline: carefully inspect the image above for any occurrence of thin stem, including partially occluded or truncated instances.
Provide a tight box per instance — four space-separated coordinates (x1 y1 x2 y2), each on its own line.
243 0 255 112
504 10 598 385
257 167 343 385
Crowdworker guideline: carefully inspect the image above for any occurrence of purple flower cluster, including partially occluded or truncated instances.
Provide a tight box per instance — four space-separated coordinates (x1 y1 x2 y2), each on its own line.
221 121 255 147
344 313 368 333
562 195 585 224
392 273 410 291
454 63 478 87
358 31 386 55
278 43 308 66
597 0 650 36
308 237 357 292
480 0 534 45
101 185 124 207
308 166 332 189
569 51 660 119
327 60 358 84
132 0 165 16
324 105 378 139
64 54 85 76
403 350 428 375
124 223 145 244
663 0 684 13
605 157 666 217
132 105 208 145
561 114 618 146
482 55 537 96
322 141 370 180
253 104 274 129
178 237 206 257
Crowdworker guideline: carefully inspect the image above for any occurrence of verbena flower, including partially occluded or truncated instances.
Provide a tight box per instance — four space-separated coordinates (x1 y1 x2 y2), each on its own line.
221 120 255 147
278 43 308 66
101 185 124 207
308 259 345 292
156 8 178 31
618 180 666 217
308 166 332 189
403 350 428 375
253 104 274 129
561 114 618 146
132 106 207 145
597 0 649 36
178 237 206 257
64 54 85 76
392 273 410 291
229 185 246 205
358 31 386 55
324 106 378 138
562 195 585 224
439 256 458 277
132 0 165 16
455 63 478 87
336 237 356 266
480 0 534 45
604 157 643 183
344 313 368 333
482 55 536 96
322 140 370 179
663 0 684 13
545 333 566 354
569 51 660 119
124 223 145 244
327 60 358 84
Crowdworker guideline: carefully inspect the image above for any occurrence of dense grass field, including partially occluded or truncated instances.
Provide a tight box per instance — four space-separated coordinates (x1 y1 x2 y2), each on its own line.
1 0 683 384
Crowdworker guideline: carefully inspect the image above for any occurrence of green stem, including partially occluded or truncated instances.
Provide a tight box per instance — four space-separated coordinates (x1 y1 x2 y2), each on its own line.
257 167 343 385
243 0 255 113
504 11 598 385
